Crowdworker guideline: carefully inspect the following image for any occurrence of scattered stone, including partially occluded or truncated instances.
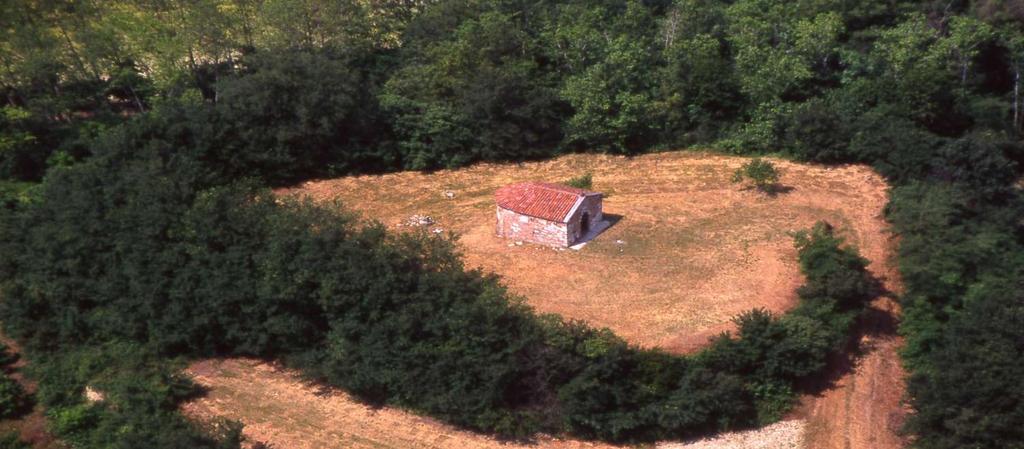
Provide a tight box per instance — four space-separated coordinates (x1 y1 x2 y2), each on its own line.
84 386 105 403
514 241 523 246
402 214 434 227
431 227 444 234
443 190 455 199
615 239 626 245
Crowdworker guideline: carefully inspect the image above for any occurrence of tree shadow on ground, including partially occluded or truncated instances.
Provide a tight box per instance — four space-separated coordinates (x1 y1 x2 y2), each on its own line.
795 284 901 397
764 184 795 197
739 183 795 197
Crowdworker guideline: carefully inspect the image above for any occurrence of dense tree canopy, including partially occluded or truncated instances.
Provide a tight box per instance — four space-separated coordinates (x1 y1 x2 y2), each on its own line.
1 0 1024 448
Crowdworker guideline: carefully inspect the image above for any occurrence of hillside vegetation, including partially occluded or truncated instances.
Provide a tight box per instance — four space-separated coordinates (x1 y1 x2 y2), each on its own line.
1 1 1023 448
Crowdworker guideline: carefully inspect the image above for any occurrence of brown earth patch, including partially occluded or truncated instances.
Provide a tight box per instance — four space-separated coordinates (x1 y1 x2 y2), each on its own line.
183 358 623 449
795 294 909 449
183 358 807 449
278 151 894 353
181 151 906 449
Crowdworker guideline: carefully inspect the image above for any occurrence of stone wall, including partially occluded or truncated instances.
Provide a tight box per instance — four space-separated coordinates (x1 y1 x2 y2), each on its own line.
566 194 603 244
495 206 569 247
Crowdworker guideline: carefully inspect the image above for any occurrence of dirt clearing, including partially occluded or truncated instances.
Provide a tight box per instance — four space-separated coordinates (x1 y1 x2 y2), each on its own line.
183 358 807 449
182 151 905 449
279 151 895 353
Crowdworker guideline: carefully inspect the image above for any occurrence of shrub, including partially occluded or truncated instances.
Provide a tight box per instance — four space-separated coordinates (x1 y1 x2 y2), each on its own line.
0 343 16 368
0 376 28 419
750 380 795 425
0 433 30 449
732 158 780 192
793 222 874 310
566 172 594 189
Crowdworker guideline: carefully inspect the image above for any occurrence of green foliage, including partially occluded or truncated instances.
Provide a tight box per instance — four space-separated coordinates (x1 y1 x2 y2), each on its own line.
0 375 27 420
557 4 660 153
0 433 30 449
731 158 781 191
700 222 874 426
0 112 876 444
382 9 567 169
749 380 796 425
725 0 843 104
653 0 740 145
2 0 1024 447
211 50 396 183
783 98 849 162
0 343 16 369
0 343 26 420
904 282 1024 449
566 172 594 190
29 344 240 449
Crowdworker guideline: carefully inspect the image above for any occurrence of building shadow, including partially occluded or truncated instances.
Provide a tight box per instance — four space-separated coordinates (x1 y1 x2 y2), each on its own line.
570 213 623 249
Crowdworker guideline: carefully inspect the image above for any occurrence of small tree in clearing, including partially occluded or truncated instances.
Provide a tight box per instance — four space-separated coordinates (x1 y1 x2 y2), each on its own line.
732 158 780 192
566 172 593 189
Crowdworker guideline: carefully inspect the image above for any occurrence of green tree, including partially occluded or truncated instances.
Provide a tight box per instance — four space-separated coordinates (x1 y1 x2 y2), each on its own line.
732 158 780 191
553 2 660 153
725 0 844 104
382 9 566 169
655 0 739 144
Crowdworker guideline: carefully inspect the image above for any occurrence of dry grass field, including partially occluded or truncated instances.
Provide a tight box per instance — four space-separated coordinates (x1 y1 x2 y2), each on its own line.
182 151 906 449
278 151 895 352
183 358 808 449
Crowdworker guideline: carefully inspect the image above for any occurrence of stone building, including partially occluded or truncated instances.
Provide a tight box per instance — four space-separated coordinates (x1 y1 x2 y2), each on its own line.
495 182 603 247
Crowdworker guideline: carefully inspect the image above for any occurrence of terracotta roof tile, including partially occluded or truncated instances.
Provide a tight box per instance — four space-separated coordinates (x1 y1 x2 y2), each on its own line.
495 182 597 223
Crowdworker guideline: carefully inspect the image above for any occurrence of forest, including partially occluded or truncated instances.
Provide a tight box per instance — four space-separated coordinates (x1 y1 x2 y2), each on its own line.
0 0 1022 448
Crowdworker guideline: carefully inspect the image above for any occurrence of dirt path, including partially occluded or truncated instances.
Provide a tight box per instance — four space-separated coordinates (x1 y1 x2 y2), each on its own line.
797 298 908 449
184 358 808 449
791 172 907 449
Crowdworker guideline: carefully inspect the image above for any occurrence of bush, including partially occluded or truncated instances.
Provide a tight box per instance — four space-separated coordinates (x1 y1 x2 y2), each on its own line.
0 433 30 449
0 376 27 419
749 380 795 425
793 222 874 311
0 343 16 368
731 158 780 192
566 172 593 189
31 345 242 449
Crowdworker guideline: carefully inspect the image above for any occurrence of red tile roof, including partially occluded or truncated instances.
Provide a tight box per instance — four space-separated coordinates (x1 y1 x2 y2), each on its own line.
495 182 597 223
